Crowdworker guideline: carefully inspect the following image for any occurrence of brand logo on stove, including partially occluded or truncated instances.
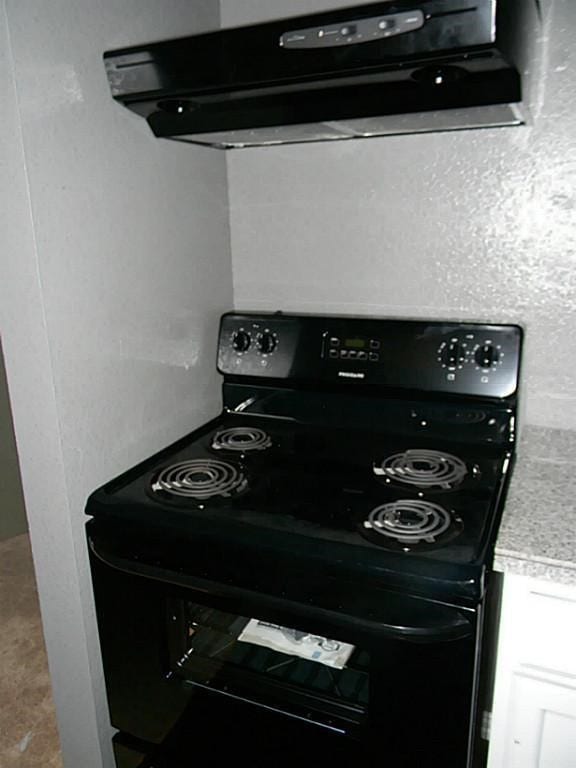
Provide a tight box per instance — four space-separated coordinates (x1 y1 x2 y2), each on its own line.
338 371 365 380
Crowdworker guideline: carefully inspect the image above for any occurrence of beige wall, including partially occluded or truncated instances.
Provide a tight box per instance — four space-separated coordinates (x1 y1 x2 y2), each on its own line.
0 339 27 541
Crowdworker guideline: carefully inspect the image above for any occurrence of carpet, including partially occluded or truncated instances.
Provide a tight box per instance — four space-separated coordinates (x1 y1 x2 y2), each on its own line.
0 534 63 766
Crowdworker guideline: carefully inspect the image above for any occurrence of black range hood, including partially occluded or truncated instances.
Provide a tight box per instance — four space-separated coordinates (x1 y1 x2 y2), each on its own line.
104 0 528 149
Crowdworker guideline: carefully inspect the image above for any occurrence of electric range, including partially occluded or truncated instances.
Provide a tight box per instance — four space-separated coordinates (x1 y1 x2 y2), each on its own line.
86 312 522 768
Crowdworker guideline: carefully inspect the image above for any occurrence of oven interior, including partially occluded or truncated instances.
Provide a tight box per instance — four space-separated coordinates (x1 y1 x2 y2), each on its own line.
167 598 370 732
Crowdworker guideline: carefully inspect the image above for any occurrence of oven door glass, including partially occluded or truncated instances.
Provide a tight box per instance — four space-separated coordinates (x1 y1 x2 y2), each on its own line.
167 597 369 733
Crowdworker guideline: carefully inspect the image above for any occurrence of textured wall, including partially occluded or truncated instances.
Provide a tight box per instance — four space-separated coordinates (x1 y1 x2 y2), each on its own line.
222 0 575 430
0 340 27 541
0 1 230 766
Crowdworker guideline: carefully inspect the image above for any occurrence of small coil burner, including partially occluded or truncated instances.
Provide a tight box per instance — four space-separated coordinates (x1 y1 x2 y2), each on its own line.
151 459 248 501
211 426 272 453
361 499 463 550
374 449 468 490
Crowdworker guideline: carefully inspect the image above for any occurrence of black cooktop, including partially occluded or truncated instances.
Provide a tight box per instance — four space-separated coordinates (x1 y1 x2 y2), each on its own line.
87 409 513 603
151 414 507 555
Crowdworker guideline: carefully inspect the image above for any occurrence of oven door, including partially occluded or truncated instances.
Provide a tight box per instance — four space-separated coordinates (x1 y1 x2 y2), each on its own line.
88 519 479 768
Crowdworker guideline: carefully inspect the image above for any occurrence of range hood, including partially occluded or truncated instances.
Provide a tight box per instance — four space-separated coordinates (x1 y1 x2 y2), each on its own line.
104 0 528 149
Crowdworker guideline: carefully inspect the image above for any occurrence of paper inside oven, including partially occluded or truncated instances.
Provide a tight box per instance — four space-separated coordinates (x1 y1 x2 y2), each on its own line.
238 619 355 670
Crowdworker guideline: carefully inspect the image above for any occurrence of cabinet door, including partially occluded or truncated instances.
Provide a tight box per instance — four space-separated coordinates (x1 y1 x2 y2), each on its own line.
506 674 576 768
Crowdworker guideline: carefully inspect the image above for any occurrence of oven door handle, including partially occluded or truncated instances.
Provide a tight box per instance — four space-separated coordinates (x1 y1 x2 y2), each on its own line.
89 537 475 642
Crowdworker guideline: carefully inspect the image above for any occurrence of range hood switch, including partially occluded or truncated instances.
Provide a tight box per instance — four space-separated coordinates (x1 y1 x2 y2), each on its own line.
280 11 424 49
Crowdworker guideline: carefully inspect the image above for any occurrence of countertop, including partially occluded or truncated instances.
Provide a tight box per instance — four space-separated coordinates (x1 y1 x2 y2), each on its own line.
494 425 576 586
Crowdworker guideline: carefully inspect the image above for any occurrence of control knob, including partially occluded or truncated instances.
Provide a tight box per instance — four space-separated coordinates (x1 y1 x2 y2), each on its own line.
232 330 251 353
257 332 278 355
475 344 499 369
441 341 466 368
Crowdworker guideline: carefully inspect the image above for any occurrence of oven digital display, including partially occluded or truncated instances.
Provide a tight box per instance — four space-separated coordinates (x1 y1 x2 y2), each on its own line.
344 338 367 349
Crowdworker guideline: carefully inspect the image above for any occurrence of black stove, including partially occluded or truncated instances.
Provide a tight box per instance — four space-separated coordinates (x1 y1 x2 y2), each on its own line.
86 312 522 768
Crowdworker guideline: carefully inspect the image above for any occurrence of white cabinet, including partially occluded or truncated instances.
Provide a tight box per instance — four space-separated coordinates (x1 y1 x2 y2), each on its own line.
488 574 576 768
506 675 576 768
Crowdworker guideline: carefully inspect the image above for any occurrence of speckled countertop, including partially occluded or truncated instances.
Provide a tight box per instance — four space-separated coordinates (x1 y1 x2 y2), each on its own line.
494 425 576 586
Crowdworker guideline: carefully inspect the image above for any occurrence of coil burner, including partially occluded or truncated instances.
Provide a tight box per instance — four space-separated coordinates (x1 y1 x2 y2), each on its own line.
374 449 468 490
211 427 272 453
151 459 248 501
361 499 463 550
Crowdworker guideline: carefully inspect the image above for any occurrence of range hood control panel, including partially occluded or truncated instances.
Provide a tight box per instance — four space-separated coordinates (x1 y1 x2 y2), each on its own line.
280 10 425 49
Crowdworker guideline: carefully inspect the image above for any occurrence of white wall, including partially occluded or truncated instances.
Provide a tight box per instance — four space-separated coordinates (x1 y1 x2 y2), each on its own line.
0 1 230 766
222 0 365 25
221 0 576 430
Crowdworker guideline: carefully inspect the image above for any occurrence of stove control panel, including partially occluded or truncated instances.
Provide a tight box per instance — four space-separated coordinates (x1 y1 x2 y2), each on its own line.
218 314 300 379
218 313 523 399
437 336 505 372
325 334 381 363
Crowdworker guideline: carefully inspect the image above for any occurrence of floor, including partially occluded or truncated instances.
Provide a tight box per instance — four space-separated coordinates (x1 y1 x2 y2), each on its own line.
0 534 63 767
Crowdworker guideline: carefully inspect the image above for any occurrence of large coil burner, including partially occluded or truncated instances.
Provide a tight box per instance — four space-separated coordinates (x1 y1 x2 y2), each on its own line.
360 499 463 551
151 458 248 502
